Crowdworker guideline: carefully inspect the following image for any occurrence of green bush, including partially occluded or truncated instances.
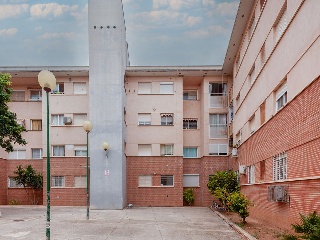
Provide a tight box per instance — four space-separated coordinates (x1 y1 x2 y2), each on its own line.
183 188 195 206
227 191 251 223
291 211 320 240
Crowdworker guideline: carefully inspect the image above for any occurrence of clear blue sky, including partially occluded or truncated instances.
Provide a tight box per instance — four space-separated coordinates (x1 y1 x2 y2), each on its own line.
0 0 239 66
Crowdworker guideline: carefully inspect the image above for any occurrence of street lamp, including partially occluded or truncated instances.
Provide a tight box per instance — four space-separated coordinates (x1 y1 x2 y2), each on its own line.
83 120 92 220
38 70 56 240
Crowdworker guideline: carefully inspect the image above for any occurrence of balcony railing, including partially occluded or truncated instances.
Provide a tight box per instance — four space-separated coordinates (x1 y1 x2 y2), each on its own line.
210 125 228 138
210 95 228 108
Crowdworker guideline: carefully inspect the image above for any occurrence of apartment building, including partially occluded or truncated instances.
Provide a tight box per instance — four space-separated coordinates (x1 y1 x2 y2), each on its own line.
0 0 319 231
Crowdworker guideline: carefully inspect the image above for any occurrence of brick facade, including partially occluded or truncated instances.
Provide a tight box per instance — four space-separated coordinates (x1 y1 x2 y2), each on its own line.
0 158 7 204
237 78 320 230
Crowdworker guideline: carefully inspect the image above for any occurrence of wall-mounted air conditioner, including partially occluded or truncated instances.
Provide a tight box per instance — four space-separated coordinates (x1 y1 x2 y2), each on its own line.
267 185 289 203
232 148 238 157
63 117 72 125
239 165 246 174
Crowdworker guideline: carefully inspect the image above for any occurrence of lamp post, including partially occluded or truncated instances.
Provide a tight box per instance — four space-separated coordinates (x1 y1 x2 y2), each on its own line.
38 70 56 240
83 120 92 220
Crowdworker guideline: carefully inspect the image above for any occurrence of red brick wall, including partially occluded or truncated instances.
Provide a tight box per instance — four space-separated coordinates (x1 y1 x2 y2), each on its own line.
238 78 320 230
127 156 230 207
0 158 7 204
7 160 43 205
43 157 88 206
127 156 183 206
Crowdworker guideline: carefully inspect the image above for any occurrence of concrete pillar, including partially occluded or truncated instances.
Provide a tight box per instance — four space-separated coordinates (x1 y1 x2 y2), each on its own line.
88 0 128 209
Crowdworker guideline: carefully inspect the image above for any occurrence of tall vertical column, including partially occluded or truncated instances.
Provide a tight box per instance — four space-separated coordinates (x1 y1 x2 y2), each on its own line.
88 0 128 209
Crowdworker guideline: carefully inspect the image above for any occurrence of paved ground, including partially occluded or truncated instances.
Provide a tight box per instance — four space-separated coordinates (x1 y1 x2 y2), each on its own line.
0 206 242 240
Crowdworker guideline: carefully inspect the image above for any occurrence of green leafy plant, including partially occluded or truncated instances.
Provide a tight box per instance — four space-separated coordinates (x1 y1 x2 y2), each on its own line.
14 165 43 205
183 188 195 206
290 211 320 240
8 199 20 205
207 170 239 208
227 191 252 223
0 72 27 152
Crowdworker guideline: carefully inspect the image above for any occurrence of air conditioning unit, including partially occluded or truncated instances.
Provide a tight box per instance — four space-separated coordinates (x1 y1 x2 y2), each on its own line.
239 165 246 174
232 148 238 157
63 117 72 125
274 186 286 202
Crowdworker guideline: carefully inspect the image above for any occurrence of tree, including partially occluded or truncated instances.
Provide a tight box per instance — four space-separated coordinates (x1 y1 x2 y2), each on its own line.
14 165 43 205
183 188 195 206
207 170 239 207
291 211 320 240
227 191 251 223
0 72 27 152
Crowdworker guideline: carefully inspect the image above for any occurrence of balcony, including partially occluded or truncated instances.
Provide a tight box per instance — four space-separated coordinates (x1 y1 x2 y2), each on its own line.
210 125 228 139
210 95 228 108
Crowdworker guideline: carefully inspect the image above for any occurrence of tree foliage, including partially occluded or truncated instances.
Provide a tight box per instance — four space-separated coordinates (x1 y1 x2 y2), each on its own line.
207 171 239 207
14 164 43 204
227 192 251 223
291 211 320 240
0 72 27 152
183 188 195 206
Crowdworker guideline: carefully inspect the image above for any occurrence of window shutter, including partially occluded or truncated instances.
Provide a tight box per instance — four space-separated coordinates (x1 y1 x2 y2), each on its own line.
138 114 151 125
138 175 152 187
74 83 86 94
138 144 152 156
160 82 173 94
11 91 25 101
75 176 86 188
183 175 199 187
73 114 87 125
275 7 287 42
138 82 151 94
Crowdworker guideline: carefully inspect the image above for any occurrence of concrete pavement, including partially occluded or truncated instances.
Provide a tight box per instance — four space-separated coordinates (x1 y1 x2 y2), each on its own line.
0 206 243 240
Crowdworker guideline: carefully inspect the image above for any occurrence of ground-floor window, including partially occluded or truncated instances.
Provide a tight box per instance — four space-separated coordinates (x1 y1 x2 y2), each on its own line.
161 175 174 186
52 176 65 187
273 152 287 181
138 175 152 187
183 174 199 187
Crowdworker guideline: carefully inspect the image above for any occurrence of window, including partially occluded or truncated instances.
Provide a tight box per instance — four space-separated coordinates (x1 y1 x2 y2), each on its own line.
73 114 87 126
273 152 287 181
161 175 173 186
52 114 64 126
260 43 266 65
52 176 65 187
73 83 86 94
160 144 173 156
209 144 228 156
8 177 23 188
247 165 255 184
52 146 65 156
183 119 197 129
32 148 42 159
160 82 173 94
260 101 266 125
276 82 287 111
138 175 152 187
138 113 151 125
74 146 87 156
138 82 151 94
274 3 287 43
161 113 173 125
249 65 255 85
183 174 199 187
11 90 25 102
209 114 227 138
8 150 26 159
74 176 86 188
31 120 42 131
249 114 255 134
30 90 42 101
260 160 266 181
183 90 197 100
209 83 227 108
52 83 64 94
183 147 197 158
138 144 152 156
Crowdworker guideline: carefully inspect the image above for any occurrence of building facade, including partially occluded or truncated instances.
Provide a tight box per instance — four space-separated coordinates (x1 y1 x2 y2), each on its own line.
0 0 319 231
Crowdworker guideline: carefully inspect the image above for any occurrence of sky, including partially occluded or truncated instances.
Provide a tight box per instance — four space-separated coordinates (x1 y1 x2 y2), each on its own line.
0 0 239 67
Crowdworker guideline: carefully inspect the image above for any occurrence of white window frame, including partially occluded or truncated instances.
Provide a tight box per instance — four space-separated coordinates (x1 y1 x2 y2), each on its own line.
30 90 42 101
73 82 87 94
52 176 65 187
8 177 23 188
160 175 174 186
183 90 197 100
183 147 198 158
274 4 287 43
161 113 173 126
273 152 287 181
208 144 228 156
74 146 87 156
52 146 65 156
138 113 151 125
183 174 200 187
276 82 287 112
52 114 64 126
183 119 197 129
209 114 227 139
160 82 174 94
247 165 255 184
74 176 86 188
138 82 152 94
138 175 152 187
52 83 64 94
32 148 42 159
160 144 173 156
8 149 26 159
138 144 152 156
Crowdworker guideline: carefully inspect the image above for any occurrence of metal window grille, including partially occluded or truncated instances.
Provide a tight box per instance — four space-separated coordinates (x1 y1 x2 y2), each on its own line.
273 152 287 181
161 175 173 186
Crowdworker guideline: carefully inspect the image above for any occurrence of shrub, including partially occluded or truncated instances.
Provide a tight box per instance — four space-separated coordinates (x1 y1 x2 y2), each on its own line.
291 211 320 240
183 188 195 206
227 191 252 223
